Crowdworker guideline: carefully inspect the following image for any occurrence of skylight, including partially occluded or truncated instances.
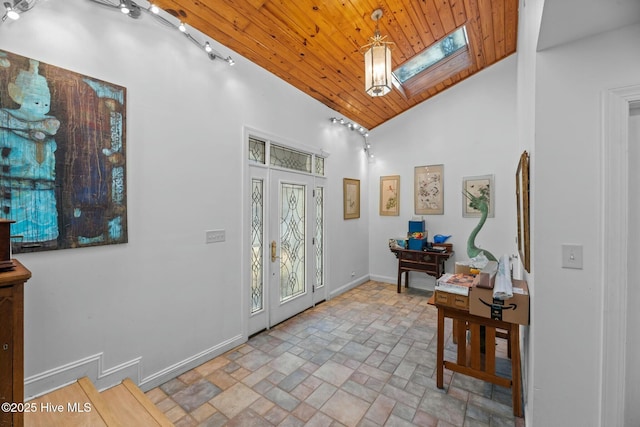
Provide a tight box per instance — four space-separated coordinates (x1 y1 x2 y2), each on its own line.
393 26 469 84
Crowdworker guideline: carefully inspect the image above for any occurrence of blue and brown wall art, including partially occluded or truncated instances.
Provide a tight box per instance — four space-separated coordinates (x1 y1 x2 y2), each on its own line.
0 49 127 252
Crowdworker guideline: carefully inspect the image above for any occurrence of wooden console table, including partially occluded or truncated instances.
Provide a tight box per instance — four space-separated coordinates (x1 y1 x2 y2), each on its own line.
0 259 31 427
432 297 522 417
390 248 453 293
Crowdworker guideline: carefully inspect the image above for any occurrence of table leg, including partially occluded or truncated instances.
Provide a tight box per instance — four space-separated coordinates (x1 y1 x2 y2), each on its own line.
437 308 444 389
510 324 522 417
455 319 467 365
397 267 402 293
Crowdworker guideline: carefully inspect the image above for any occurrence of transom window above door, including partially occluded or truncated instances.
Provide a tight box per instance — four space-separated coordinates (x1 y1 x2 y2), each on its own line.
248 137 325 176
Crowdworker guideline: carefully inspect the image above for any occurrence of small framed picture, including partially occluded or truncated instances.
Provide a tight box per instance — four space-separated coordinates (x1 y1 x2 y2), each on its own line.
380 175 400 216
462 174 494 218
343 178 360 219
414 164 444 215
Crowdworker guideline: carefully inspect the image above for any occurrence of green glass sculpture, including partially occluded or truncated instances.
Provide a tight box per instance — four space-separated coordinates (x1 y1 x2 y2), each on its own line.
464 186 497 261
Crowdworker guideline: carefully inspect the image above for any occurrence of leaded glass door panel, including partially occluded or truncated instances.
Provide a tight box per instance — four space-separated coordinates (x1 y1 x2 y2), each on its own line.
268 170 315 326
248 169 268 336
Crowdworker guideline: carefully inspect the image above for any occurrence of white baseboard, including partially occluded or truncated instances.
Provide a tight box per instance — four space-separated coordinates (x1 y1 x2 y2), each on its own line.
369 273 436 291
25 353 142 400
24 333 245 398
139 334 244 391
368 274 395 284
329 274 370 299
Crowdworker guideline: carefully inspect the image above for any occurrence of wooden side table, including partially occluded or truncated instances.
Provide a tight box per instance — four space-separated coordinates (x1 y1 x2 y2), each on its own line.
390 248 453 293
433 297 522 418
0 260 32 427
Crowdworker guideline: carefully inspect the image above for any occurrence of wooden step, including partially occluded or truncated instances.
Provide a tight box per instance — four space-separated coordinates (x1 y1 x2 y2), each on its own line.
25 377 119 427
24 377 172 427
101 379 173 427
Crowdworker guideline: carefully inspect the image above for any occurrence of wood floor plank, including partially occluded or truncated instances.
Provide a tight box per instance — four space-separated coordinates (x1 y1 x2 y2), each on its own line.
25 381 108 427
25 377 171 427
121 378 173 427
76 377 123 427
101 382 166 427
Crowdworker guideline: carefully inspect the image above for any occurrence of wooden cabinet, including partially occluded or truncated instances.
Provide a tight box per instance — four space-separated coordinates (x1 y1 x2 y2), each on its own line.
0 260 31 427
390 248 453 293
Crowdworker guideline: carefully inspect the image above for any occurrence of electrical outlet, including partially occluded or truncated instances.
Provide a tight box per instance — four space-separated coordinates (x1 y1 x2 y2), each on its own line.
206 230 225 244
561 244 583 269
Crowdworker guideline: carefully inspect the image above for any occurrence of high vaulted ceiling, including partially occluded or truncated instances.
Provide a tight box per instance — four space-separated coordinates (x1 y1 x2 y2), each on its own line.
151 0 518 130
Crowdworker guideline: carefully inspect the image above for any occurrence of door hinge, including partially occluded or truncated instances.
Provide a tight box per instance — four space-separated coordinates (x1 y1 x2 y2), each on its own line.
312 189 316 198
312 237 316 245
312 285 315 293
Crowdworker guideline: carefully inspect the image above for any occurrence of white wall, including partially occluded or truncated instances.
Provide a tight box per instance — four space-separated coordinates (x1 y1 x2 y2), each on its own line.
533 23 640 426
322 127 371 296
0 0 369 396
516 0 543 421
369 56 520 288
625 107 640 426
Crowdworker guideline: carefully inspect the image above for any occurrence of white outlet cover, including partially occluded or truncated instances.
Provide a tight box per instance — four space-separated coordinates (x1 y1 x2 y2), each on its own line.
205 230 225 244
561 244 583 269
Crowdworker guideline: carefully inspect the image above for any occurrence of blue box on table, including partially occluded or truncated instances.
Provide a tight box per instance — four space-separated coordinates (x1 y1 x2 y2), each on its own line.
408 220 425 234
408 237 428 251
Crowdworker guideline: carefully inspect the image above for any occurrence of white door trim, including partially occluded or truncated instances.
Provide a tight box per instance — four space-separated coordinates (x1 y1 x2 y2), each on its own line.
601 84 640 427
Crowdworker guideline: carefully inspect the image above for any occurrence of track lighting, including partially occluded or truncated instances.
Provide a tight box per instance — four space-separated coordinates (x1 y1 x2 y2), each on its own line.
85 0 234 67
329 117 369 137
329 117 373 158
4 2 19 19
2 0 36 22
114 0 140 18
207 52 235 65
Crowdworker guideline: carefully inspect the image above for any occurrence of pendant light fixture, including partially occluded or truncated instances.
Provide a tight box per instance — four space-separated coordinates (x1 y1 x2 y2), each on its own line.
361 9 393 97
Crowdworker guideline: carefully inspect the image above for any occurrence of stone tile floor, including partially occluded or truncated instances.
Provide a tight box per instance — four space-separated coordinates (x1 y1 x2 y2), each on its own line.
146 281 525 426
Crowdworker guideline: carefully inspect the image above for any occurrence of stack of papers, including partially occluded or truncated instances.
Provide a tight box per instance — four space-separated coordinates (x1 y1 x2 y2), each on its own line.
435 273 475 296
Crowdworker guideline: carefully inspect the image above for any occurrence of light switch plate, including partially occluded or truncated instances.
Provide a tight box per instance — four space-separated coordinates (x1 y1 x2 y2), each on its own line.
561 244 583 269
205 230 225 244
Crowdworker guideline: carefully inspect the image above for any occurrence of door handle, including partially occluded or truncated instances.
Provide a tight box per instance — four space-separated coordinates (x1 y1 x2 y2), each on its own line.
271 241 279 262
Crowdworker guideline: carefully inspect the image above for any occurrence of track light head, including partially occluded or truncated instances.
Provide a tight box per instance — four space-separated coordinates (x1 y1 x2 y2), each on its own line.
119 0 141 18
3 1 21 20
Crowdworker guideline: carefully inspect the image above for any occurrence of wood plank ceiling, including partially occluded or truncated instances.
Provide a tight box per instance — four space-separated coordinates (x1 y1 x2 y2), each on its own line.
151 0 518 130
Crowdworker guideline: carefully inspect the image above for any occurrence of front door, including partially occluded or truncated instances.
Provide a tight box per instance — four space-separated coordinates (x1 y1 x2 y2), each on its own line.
268 169 316 326
247 137 326 336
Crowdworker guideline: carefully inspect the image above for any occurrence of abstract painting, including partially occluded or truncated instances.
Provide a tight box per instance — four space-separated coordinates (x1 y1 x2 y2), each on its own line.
0 49 127 252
